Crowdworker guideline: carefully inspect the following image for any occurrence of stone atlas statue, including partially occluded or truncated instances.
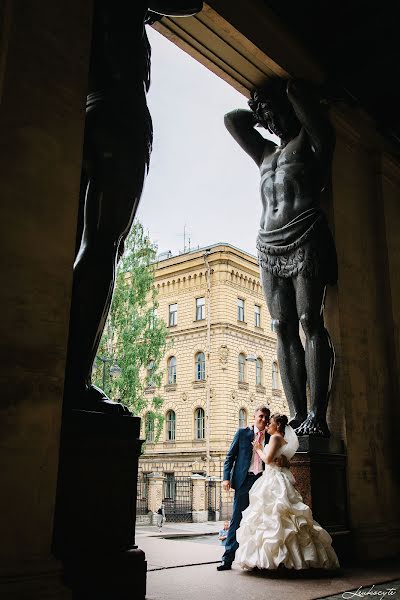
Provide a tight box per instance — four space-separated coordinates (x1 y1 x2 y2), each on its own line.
225 78 337 437
64 1 203 414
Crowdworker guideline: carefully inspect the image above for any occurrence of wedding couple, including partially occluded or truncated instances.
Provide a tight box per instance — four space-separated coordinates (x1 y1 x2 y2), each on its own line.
217 406 339 571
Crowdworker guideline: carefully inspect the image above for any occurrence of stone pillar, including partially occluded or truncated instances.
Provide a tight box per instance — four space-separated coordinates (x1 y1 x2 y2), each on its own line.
0 2 91 598
328 124 400 559
147 473 165 524
191 475 208 523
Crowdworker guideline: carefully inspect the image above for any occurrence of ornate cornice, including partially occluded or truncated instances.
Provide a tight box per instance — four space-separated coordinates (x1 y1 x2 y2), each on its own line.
165 320 275 345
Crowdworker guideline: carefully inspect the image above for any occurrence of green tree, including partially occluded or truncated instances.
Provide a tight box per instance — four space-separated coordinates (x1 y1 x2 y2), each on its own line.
93 222 168 432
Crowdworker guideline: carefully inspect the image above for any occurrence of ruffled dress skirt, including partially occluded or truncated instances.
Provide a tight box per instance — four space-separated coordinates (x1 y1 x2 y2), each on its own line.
236 465 339 570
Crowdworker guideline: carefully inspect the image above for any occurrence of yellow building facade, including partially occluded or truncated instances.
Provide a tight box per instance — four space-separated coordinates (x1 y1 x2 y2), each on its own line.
138 243 288 518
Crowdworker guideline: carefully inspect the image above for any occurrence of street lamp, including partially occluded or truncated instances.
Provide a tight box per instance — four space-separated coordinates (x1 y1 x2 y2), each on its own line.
96 356 121 393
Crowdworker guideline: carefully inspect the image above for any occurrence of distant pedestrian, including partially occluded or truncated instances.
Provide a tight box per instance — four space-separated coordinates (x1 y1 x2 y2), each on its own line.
218 521 230 546
156 503 166 531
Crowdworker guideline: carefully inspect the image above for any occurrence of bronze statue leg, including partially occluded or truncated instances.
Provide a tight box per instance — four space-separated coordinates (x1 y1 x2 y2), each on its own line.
260 268 307 427
293 275 334 436
66 99 148 410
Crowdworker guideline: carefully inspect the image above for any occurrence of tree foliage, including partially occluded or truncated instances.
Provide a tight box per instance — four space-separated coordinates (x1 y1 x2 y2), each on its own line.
93 222 168 427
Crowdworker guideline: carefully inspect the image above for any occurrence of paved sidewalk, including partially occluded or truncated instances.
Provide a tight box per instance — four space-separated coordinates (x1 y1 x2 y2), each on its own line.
136 521 400 600
136 520 224 571
136 520 226 540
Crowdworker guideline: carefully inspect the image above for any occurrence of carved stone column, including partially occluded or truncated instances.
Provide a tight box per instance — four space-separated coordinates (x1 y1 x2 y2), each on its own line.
191 475 208 522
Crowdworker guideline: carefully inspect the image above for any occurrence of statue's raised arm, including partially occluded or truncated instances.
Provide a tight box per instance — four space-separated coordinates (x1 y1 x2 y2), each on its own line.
286 79 335 174
224 109 276 167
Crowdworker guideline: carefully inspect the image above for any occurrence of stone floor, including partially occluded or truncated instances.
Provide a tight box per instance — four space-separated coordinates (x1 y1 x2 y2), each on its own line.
136 521 400 600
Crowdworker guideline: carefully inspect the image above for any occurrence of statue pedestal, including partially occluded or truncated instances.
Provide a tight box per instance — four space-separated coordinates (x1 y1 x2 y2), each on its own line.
53 410 146 599
291 436 352 564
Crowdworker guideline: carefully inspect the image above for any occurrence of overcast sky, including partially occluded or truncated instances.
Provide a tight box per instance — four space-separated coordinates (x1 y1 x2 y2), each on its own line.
136 26 274 257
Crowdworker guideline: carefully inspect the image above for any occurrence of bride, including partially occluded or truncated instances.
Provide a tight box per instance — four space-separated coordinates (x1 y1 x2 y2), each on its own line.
236 413 339 570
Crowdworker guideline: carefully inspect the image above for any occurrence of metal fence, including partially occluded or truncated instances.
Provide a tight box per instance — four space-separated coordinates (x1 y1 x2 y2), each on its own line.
220 488 234 521
163 477 193 522
219 501 233 521
206 479 218 521
136 475 149 515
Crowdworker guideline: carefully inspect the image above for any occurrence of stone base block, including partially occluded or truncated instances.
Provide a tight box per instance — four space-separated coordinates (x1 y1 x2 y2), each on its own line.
192 510 208 523
63 547 146 600
331 530 354 566
53 410 146 599
291 435 351 563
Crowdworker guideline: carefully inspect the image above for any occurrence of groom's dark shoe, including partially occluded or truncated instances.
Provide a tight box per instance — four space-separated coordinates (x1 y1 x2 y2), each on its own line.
217 561 232 571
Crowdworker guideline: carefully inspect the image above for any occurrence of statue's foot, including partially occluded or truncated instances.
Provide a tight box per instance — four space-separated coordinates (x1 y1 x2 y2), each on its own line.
294 413 330 437
288 414 307 429
79 385 132 416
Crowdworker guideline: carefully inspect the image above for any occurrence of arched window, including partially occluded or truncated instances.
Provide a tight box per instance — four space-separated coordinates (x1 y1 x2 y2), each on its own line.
272 361 279 389
195 407 205 439
166 410 176 441
145 413 154 443
167 356 177 384
195 352 206 381
147 360 155 387
256 358 263 386
238 353 246 383
239 408 247 428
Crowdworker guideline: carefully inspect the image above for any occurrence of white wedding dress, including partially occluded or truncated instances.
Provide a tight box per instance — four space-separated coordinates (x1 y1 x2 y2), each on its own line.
236 426 339 570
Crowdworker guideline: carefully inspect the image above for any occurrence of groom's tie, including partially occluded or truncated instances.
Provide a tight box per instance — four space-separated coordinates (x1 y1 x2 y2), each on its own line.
253 430 263 475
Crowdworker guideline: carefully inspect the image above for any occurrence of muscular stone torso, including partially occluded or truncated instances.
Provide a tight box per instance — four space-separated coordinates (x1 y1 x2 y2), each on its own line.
259 128 322 231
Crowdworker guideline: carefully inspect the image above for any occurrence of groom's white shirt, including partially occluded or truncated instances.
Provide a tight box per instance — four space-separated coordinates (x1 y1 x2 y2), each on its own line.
248 425 265 475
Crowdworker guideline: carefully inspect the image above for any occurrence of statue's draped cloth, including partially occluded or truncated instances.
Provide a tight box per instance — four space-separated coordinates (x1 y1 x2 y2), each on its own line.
257 208 337 284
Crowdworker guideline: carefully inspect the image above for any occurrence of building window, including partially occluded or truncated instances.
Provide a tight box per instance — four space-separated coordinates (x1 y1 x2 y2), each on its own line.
167 356 177 384
254 304 261 327
238 353 246 383
239 408 247 428
272 361 279 389
145 413 154 443
166 410 176 441
237 298 245 322
195 352 206 381
169 303 177 326
256 358 263 385
147 360 156 387
196 297 205 320
195 407 205 439
150 307 157 329
164 473 175 499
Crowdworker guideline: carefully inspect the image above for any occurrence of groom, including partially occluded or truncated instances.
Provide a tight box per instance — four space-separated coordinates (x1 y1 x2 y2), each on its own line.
217 406 271 571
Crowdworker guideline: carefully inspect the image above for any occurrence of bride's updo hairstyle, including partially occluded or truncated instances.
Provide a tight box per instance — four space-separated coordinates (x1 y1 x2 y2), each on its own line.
271 413 288 434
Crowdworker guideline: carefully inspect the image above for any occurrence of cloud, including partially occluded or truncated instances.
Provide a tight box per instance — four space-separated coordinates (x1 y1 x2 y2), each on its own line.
137 26 267 255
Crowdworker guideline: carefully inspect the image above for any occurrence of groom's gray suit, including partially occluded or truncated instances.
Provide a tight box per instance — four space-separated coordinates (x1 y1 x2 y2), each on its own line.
221 426 270 565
